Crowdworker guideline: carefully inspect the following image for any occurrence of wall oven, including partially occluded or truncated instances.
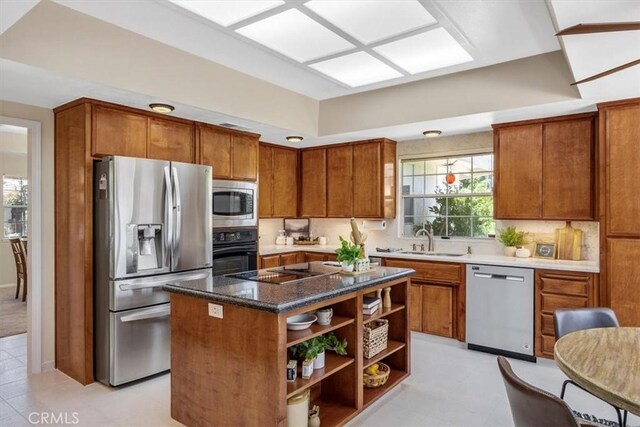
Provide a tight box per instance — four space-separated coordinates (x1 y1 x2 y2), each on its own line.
212 228 258 275
212 180 257 228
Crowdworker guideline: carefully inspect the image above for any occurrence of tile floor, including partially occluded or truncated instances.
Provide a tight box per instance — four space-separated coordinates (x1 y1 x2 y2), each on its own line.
0 332 637 426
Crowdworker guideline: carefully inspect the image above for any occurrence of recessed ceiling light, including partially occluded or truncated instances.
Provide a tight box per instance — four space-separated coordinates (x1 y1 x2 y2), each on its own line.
167 0 285 27
149 103 175 113
286 136 304 142
236 9 355 62
309 51 402 87
305 0 437 44
374 28 473 74
423 130 442 138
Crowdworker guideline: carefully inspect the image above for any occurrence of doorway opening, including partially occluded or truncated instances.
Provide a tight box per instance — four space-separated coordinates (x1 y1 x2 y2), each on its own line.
0 116 42 374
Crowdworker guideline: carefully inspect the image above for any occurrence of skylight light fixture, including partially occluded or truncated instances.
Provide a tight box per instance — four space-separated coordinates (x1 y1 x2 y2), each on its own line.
309 52 402 87
304 0 437 44
374 28 473 74
149 103 175 113
236 9 355 63
423 130 442 138
286 136 304 142
167 1 285 27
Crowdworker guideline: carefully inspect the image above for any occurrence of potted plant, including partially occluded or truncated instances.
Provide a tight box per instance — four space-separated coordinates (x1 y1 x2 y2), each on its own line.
290 333 348 370
497 226 527 256
335 236 362 272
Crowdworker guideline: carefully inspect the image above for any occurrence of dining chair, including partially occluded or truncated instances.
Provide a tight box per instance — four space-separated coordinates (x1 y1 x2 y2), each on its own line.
554 308 626 427
497 356 603 427
9 238 27 302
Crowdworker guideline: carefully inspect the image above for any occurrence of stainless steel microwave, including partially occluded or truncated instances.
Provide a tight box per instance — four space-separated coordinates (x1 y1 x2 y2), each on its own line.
212 180 257 228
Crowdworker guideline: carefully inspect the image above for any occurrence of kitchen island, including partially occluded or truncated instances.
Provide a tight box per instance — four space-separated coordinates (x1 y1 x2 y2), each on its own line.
164 263 414 427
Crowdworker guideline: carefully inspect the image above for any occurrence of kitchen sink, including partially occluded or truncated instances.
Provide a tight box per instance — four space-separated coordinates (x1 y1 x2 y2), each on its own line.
399 251 465 257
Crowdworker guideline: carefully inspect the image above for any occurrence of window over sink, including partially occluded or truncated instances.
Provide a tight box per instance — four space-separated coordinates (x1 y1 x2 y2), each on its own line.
401 153 495 238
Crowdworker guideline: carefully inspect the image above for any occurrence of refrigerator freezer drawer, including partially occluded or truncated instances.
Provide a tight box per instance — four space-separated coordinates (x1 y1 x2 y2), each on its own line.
109 304 171 386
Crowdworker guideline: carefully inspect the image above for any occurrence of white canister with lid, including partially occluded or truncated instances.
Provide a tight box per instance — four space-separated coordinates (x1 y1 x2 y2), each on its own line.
287 389 309 427
276 230 286 245
515 247 531 258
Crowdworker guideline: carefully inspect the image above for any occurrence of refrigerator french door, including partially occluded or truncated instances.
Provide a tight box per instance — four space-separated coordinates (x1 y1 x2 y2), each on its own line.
94 156 212 386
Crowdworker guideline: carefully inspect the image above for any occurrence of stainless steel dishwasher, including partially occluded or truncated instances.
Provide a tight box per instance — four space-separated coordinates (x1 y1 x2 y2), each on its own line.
466 264 536 362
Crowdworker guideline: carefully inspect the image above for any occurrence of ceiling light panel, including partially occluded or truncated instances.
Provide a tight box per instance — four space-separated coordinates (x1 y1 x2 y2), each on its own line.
305 0 437 44
236 9 355 62
309 52 402 87
374 28 473 74
168 1 285 27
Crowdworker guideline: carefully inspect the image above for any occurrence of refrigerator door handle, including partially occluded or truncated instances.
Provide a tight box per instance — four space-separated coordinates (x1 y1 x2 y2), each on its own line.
172 166 182 270
119 281 167 291
164 166 174 269
120 305 171 322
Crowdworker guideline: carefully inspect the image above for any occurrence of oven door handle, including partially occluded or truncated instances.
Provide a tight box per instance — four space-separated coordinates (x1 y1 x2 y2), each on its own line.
120 305 171 322
213 245 257 256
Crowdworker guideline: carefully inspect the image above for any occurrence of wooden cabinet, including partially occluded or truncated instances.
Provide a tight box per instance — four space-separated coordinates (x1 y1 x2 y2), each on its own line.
384 259 464 341
352 140 396 218
92 105 147 158
259 143 298 218
198 125 259 181
200 126 231 179
493 113 596 220
542 119 594 219
421 284 454 337
535 269 597 358
148 118 194 162
280 252 301 266
304 252 330 263
300 148 327 217
326 145 353 217
232 134 258 181
598 98 640 328
259 254 281 269
258 145 273 218
300 139 396 219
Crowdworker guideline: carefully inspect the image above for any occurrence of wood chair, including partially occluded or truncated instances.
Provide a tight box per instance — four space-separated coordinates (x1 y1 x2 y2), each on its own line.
554 308 626 427
9 238 27 302
497 356 603 427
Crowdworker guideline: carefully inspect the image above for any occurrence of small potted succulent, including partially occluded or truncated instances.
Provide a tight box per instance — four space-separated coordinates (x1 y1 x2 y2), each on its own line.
497 226 527 257
335 236 362 272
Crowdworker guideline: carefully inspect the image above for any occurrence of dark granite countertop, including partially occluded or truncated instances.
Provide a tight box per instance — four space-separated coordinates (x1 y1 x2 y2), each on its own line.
164 263 414 313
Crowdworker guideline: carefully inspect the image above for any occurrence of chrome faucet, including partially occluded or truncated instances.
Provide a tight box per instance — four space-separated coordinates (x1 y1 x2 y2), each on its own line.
425 227 434 252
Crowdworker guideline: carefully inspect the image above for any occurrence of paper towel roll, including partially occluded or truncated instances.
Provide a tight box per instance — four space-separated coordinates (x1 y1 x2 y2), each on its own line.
362 220 386 231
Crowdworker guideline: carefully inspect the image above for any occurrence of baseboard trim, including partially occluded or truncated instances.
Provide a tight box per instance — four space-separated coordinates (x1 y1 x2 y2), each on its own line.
41 360 55 372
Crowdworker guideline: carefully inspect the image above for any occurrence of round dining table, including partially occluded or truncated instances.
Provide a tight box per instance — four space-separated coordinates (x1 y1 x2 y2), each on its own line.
554 327 640 417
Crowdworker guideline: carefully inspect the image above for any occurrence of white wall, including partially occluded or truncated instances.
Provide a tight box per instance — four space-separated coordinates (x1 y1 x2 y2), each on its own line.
0 100 55 369
0 145 28 286
259 131 600 261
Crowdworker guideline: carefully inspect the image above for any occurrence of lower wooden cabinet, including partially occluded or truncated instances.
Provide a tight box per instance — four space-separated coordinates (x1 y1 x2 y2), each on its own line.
535 269 597 358
260 254 281 269
304 252 329 263
259 252 333 268
280 252 302 266
384 259 464 341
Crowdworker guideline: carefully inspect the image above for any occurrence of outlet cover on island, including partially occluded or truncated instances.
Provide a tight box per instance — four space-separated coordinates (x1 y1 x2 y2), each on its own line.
208 303 223 319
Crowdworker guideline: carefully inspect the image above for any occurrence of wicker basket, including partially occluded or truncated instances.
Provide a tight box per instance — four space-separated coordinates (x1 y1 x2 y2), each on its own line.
363 319 389 359
363 362 390 388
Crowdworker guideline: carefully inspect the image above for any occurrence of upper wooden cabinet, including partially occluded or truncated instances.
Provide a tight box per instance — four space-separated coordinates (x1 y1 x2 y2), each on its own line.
259 143 297 218
599 101 640 236
148 118 194 163
493 113 596 220
326 145 353 217
300 138 396 219
92 105 148 158
300 148 327 217
198 125 259 181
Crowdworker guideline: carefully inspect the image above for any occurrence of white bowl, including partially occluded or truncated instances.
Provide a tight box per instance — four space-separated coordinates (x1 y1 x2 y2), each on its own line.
286 313 317 331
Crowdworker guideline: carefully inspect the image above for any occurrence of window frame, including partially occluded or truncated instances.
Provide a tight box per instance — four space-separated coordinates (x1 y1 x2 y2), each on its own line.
399 151 495 240
2 175 29 239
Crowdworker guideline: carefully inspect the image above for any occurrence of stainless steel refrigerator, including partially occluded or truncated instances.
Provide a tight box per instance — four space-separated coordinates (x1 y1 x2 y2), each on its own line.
94 156 212 386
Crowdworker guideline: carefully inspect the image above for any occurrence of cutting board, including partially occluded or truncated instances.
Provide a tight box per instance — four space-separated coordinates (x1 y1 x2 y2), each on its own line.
555 222 583 261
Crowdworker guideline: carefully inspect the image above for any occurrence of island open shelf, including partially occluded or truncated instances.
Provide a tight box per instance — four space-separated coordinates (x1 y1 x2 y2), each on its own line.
167 266 413 427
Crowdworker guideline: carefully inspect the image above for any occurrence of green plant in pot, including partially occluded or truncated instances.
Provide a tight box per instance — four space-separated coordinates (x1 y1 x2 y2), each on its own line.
290 333 348 370
335 236 362 272
497 226 527 257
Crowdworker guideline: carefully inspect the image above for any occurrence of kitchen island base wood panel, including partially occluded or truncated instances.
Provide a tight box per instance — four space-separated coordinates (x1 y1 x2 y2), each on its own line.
168 275 411 427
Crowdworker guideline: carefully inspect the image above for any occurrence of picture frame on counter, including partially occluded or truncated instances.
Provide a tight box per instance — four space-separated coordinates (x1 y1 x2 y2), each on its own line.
534 243 556 259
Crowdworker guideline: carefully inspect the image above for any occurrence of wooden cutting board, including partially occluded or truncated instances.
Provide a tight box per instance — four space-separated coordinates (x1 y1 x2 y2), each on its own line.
555 222 583 261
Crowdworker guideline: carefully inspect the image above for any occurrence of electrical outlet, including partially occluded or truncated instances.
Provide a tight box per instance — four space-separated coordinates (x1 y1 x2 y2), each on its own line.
208 303 223 319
